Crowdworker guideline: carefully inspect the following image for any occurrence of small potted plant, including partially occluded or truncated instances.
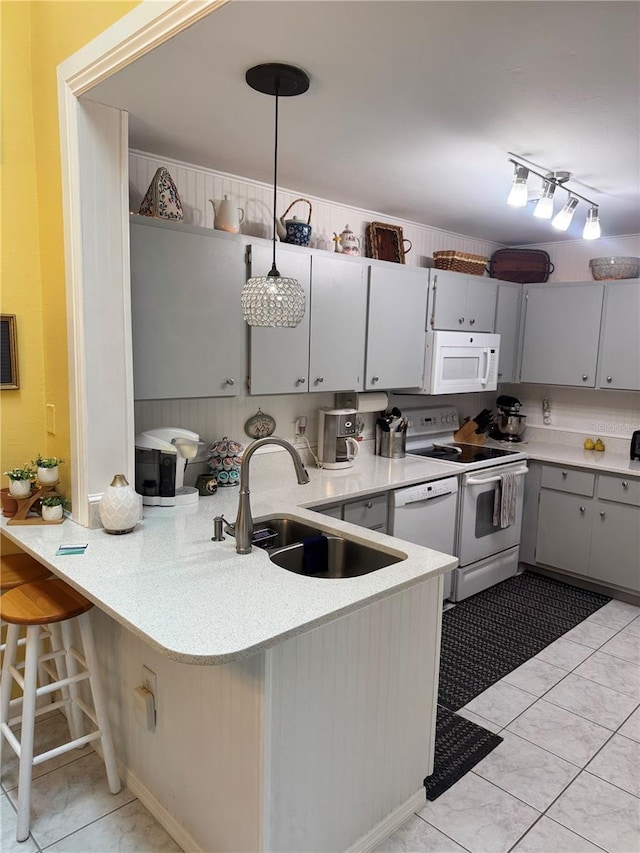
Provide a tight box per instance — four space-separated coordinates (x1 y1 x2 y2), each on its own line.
41 494 68 522
32 454 64 485
3 466 35 498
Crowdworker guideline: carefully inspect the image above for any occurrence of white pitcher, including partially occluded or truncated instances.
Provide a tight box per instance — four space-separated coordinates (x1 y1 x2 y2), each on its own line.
210 195 245 233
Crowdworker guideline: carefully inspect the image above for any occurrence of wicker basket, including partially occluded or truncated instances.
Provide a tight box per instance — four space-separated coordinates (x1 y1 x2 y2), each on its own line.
433 250 488 276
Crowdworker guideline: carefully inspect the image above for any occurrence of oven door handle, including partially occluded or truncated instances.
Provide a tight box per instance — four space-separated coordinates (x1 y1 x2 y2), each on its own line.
465 466 528 486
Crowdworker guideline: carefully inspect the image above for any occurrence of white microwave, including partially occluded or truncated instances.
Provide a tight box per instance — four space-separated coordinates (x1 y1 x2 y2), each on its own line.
403 330 500 395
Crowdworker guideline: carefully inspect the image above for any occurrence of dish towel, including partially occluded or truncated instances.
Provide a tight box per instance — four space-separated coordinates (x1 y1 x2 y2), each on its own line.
493 472 517 529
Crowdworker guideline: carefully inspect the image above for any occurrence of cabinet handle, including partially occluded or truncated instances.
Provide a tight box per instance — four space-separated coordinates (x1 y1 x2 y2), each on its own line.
582 375 588 381
562 471 568 477
622 481 629 488
365 501 373 509
579 506 586 513
600 510 606 518
315 377 324 384
296 377 306 385
458 317 465 324
469 318 476 326
371 376 379 383
224 378 235 386
606 376 613 383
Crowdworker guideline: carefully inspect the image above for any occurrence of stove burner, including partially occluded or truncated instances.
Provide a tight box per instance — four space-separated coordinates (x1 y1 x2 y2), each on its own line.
408 443 518 464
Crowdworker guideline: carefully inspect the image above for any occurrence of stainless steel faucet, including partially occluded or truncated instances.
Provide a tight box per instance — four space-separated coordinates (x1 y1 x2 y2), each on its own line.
234 436 310 554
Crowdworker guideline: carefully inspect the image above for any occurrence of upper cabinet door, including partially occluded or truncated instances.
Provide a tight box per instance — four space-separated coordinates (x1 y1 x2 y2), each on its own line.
309 255 366 392
430 270 497 332
365 264 428 390
597 280 640 391
520 283 604 387
130 218 244 400
494 283 522 383
248 245 312 395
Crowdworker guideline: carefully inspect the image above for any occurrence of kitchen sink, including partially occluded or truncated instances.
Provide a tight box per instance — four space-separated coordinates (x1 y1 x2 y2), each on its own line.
250 517 326 549
268 535 406 579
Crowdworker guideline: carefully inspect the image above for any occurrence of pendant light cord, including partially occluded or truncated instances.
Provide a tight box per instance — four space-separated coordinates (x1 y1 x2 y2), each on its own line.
269 79 281 278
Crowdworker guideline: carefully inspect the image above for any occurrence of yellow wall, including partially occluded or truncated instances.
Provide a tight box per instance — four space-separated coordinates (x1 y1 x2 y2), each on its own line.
0 0 139 528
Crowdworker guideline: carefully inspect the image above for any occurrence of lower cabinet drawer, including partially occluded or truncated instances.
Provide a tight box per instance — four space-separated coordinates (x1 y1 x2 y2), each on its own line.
541 465 595 497
343 494 388 531
597 474 640 507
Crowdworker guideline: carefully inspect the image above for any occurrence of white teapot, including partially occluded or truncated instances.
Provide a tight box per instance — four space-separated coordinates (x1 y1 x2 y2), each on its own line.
334 225 361 256
210 196 245 233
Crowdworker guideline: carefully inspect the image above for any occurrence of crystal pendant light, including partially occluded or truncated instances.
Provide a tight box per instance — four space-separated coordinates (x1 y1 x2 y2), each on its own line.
552 196 579 231
582 205 601 240
241 63 310 327
507 164 529 207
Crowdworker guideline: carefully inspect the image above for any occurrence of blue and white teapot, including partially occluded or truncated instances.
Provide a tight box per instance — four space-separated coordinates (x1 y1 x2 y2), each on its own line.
277 198 312 246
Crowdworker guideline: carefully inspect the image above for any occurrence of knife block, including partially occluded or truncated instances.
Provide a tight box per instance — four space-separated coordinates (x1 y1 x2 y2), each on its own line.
453 419 486 446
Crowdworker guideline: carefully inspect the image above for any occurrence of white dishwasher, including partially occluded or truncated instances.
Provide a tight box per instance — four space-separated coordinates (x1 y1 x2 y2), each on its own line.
389 477 459 601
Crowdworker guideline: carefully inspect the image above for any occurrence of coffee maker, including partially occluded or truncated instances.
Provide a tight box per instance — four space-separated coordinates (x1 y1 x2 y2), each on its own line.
135 427 202 505
491 395 526 442
317 408 360 469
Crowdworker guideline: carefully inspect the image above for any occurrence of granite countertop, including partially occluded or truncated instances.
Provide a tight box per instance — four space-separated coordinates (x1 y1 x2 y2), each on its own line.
0 447 458 665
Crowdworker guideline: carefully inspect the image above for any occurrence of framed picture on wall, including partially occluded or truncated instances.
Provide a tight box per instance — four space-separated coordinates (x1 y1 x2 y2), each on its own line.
1 315 20 390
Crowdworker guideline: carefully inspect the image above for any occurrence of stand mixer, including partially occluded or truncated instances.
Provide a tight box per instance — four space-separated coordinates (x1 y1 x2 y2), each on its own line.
491 395 526 442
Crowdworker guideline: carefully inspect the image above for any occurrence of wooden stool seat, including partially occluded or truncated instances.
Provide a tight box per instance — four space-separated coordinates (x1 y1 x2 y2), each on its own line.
0 579 93 625
1 553 51 591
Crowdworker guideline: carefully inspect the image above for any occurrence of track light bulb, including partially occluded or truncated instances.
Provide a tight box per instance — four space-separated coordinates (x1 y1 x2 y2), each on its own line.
582 206 601 240
552 196 579 231
533 180 556 219
507 164 529 207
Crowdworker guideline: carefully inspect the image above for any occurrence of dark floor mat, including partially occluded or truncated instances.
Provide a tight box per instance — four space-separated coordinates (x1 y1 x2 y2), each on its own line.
438 570 610 711
424 706 503 800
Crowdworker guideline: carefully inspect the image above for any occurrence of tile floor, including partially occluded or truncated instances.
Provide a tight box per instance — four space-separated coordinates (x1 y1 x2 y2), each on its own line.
1 599 639 852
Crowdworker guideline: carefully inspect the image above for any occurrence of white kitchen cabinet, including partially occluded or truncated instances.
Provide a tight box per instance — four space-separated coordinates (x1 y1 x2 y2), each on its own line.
494 282 522 383
519 283 604 386
596 280 640 391
248 247 367 395
365 263 428 390
534 464 640 593
429 270 497 333
313 492 389 534
308 254 367 392
130 216 245 400
248 244 312 395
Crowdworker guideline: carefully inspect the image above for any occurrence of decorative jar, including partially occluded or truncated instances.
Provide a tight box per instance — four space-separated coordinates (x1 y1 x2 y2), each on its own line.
99 474 142 534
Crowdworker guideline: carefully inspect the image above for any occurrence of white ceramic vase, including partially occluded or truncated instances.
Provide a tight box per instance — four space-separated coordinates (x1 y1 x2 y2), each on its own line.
42 504 63 522
99 474 142 534
9 479 32 498
37 466 58 484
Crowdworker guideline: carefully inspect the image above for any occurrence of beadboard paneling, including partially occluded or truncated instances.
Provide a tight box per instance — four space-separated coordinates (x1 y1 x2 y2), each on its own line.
517 234 640 283
263 578 442 852
129 150 502 266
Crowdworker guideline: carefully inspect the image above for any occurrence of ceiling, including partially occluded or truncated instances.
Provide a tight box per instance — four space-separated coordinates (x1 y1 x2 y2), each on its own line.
87 1 640 246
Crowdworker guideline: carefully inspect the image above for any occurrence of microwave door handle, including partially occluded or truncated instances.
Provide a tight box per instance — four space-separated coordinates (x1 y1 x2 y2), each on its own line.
465 466 528 486
480 347 490 386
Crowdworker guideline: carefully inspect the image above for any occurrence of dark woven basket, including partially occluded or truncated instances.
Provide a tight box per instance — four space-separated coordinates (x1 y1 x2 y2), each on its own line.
433 251 488 276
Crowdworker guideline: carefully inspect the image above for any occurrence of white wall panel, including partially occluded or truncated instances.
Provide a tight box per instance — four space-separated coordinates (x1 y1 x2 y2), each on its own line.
516 234 640 283
263 579 441 852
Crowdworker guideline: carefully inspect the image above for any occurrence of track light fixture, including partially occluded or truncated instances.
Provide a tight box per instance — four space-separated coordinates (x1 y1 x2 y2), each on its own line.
506 157 601 240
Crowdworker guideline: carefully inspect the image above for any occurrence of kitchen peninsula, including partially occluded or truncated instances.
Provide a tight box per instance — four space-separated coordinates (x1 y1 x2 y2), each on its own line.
1 449 458 853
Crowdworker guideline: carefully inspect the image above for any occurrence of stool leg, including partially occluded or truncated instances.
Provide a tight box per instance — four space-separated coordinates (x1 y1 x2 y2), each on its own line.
0 623 20 776
48 623 76 735
60 620 85 742
77 612 120 793
16 624 39 842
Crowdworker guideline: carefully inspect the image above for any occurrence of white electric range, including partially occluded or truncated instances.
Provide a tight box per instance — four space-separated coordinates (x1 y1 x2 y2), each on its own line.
396 406 529 601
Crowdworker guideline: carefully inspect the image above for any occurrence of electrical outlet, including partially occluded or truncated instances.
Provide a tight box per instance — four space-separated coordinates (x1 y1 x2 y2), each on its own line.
142 665 156 698
295 416 307 436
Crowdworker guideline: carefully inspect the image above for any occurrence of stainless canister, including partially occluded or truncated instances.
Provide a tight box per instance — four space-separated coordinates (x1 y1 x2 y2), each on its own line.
376 425 406 458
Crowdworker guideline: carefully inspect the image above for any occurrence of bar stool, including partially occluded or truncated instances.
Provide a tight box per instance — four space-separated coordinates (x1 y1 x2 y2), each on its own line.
0 578 121 841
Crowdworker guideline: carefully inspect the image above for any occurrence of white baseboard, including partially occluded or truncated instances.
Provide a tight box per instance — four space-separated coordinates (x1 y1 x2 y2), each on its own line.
346 788 426 853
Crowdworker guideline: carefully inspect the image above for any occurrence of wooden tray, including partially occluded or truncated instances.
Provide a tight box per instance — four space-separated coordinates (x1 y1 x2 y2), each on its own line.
366 222 412 264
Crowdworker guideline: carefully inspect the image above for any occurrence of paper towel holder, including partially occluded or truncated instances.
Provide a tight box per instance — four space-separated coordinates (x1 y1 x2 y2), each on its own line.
335 392 389 413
